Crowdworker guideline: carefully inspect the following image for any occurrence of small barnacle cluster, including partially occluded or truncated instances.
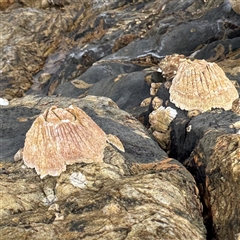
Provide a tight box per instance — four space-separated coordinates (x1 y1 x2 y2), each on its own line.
150 82 162 96
22 105 107 178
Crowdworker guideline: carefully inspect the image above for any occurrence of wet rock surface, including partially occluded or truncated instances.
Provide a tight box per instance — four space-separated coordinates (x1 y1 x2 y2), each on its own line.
1 0 240 239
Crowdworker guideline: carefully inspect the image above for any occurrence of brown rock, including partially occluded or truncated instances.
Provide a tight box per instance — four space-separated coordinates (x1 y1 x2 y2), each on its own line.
18 0 49 8
185 131 240 240
0 158 206 240
232 98 240 115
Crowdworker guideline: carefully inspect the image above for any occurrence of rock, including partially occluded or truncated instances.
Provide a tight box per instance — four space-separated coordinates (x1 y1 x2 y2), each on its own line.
170 110 240 162
184 131 240 240
0 95 206 239
0 2 84 99
2 0 240 109
1 0 240 238
53 62 149 112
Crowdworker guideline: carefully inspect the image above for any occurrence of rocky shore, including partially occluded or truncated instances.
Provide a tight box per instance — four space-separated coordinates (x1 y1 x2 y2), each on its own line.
0 1 240 239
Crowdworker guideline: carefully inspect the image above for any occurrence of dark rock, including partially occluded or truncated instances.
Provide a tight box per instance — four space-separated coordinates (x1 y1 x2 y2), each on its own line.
184 131 240 240
170 110 240 162
0 106 41 161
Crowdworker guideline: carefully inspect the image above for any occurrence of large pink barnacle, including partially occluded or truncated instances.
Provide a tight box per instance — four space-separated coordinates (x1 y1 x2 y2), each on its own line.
22 105 107 178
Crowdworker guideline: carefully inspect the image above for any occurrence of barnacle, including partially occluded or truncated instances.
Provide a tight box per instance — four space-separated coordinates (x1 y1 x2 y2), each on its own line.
232 98 240 114
152 96 163 110
150 83 161 96
228 0 240 14
149 106 177 133
187 109 201 118
158 54 187 80
169 59 239 112
22 105 107 178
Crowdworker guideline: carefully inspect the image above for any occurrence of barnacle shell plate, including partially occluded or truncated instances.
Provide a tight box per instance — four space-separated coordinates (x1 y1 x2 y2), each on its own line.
169 59 239 112
22 105 107 178
229 0 240 14
149 106 177 133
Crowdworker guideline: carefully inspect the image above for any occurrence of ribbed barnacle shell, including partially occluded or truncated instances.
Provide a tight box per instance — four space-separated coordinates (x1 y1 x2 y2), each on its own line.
232 98 240 114
149 106 177 133
169 59 239 112
22 105 107 178
228 0 240 14
158 54 187 80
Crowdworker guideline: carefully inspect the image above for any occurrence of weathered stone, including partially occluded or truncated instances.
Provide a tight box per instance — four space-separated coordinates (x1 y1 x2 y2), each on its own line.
18 0 50 8
2 0 240 109
170 110 240 162
0 95 206 239
185 131 240 240
1 0 240 238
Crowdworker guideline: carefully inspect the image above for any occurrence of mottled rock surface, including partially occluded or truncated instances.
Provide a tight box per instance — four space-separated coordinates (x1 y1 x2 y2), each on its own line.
1 0 240 239
0 95 206 240
185 131 240 240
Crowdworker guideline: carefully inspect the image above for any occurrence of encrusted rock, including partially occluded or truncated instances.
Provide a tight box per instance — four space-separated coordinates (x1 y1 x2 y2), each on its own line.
0 95 206 240
186 131 240 240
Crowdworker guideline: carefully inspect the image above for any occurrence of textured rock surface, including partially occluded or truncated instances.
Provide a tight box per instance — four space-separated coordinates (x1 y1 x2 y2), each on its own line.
1 0 240 239
0 0 15 10
185 131 240 240
1 95 168 163
0 95 206 240
2 0 240 107
169 110 240 162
